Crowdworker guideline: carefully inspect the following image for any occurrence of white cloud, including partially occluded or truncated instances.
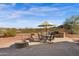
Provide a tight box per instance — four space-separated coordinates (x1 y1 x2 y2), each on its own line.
0 4 67 20
0 4 79 28
0 4 74 22
18 6 60 17
11 3 16 6
0 4 14 10
29 7 59 12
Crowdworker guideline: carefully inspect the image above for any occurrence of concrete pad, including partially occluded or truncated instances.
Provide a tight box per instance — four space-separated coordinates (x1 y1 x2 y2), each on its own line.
53 38 74 42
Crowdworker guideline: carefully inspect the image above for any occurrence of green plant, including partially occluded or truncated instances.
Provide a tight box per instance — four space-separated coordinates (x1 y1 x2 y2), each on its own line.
64 16 79 34
4 29 16 37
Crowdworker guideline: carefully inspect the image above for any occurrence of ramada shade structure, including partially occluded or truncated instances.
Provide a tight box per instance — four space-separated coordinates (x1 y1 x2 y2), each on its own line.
38 21 53 27
38 21 54 35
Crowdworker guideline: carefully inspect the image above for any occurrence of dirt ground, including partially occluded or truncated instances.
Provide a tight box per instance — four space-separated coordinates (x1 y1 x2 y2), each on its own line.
0 33 31 48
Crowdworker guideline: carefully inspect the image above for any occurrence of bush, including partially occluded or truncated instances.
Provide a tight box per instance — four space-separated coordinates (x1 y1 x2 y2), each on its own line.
4 29 16 37
64 16 79 34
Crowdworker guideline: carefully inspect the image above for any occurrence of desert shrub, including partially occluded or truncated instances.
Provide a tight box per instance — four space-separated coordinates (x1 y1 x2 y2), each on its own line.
4 29 16 37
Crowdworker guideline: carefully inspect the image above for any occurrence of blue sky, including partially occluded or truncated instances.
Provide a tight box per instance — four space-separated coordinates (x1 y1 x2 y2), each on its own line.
0 3 79 28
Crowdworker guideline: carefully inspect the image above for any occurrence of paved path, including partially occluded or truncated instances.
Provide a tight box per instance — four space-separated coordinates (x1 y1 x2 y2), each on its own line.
53 38 74 42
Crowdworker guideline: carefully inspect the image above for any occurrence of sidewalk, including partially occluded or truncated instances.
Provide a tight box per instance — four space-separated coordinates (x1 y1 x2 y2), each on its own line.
53 38 74 42
29 42 42 45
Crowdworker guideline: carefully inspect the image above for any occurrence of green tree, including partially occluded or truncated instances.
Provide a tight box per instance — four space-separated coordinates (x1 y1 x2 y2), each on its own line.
64 16 79 34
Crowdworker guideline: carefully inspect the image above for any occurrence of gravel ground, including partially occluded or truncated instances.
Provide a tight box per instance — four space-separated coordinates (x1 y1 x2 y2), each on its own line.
0 41 79 56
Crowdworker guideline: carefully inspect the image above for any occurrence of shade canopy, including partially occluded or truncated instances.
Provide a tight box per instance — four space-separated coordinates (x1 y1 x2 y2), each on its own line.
38 21 54 27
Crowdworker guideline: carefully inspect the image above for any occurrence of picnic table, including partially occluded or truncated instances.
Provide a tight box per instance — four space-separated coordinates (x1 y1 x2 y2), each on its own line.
39 34 54 43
